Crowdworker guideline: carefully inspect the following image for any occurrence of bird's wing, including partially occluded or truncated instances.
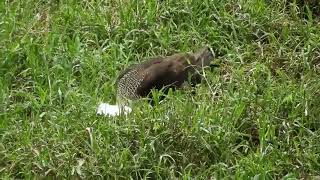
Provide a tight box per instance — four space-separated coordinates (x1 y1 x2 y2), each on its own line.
139 56 165 68
116 56 165 85
136 60 174 97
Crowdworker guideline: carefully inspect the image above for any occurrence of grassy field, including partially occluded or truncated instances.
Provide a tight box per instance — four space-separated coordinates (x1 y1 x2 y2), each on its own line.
1 0 320 179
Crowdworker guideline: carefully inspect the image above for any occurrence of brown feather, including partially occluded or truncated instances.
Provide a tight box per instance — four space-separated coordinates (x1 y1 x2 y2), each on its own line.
116 46 215 103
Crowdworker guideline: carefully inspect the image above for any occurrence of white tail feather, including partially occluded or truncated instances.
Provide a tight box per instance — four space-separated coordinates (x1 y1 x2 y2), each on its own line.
97 103 132 117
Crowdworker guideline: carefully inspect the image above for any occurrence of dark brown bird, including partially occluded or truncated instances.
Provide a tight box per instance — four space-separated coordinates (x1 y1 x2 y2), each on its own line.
116 46 215 105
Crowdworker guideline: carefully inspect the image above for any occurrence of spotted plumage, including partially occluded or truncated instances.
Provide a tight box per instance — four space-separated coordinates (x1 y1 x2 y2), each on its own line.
116 46 215 105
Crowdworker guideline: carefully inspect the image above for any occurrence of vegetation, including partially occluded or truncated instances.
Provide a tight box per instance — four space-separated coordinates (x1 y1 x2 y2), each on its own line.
1 0 320 178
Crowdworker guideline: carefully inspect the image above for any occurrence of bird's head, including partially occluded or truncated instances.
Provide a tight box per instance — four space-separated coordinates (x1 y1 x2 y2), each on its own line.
193 45 215 68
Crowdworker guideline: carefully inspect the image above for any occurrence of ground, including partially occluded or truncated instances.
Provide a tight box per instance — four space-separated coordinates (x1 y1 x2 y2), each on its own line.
1 0 320 179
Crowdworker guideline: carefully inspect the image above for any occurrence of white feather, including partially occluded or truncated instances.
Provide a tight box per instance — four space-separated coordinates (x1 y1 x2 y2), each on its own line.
96 103 132 117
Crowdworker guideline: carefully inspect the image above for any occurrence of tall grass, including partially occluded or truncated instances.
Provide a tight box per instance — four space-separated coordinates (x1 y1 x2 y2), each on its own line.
1 0 320 178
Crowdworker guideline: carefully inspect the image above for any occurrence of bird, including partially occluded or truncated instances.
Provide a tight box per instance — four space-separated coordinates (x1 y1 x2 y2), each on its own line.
97 46 215 116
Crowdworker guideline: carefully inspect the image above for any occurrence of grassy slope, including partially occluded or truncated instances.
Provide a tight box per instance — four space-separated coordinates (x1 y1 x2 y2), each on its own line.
1 0 320 179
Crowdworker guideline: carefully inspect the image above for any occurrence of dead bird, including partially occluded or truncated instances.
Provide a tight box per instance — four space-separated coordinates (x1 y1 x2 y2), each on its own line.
97 46 215 116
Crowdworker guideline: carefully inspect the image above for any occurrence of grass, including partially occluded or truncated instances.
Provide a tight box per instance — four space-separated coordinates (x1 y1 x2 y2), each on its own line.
1 0 320 178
